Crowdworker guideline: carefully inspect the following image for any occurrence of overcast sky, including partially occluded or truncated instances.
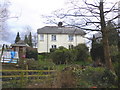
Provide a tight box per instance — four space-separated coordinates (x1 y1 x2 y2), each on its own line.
7 0 66 33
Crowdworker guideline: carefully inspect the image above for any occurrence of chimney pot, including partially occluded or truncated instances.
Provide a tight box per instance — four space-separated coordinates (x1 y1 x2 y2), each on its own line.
58 22 63 27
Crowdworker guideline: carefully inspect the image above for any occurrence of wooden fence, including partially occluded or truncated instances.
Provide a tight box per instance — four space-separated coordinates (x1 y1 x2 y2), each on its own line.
0 70 56 88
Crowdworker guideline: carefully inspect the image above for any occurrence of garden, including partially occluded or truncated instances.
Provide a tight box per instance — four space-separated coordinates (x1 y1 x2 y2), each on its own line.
2 44 119 88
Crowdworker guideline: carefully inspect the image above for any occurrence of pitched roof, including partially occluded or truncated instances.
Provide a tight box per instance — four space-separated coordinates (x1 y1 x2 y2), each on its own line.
11 40 29 47
37 26 86 35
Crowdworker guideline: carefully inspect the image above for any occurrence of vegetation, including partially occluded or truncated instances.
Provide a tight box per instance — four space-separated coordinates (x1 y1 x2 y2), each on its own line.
50 44 89 65
73 66 118 88
74 44 89 62
24 35 28 44
28 32 33 47
50 46 73 64
15 32 21 43
26 47 38 60
90 35 105 64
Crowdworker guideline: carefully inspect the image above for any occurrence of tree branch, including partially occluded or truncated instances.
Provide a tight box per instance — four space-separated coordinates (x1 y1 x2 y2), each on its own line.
84 0 99 8
109 15 120 22
104 2 117 14
62 14 99 17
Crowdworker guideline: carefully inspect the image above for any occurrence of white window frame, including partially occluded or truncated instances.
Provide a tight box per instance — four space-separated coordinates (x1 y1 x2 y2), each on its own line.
51 45 57 49
51 35 56 41
69 45 74 49
68 35 74 41
40 34 44 41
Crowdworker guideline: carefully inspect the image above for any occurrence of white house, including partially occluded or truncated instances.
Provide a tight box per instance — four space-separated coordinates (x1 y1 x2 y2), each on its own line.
37 23 86 53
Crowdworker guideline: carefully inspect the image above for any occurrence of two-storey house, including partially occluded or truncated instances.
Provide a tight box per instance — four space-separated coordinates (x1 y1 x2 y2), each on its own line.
37 22 86 53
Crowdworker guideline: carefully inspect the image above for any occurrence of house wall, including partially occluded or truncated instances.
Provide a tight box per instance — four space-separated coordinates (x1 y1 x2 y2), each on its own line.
37 34 85 53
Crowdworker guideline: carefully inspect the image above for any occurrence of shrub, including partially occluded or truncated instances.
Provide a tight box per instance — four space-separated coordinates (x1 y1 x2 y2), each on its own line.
90 43 105 63
50 47 73 65
26 47 38 60
101 69 118 86
74 44 89 62
73 66 118 88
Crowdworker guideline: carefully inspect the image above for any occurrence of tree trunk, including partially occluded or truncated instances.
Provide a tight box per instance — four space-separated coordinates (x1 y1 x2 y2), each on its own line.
99 1 114 71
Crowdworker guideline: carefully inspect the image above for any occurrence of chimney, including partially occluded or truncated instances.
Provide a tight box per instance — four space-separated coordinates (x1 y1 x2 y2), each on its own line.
58 22 63 27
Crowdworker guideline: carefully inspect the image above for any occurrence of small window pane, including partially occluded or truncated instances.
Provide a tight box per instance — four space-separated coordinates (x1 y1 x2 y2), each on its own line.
51 35 56 41
68 35 73 41
69 45 74 49
52 45 57 49
40 34 44 41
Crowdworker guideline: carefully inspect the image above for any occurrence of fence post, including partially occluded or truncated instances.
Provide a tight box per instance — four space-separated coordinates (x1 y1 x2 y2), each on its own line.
3 57 4 63
26 64 28 82
20 71 24 88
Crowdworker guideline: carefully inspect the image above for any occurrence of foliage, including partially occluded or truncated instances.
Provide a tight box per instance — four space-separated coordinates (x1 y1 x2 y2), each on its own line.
15 32 21 43
74 44 89 62
38 53 50 60
50 47 73 65
28 32 33 47
107 21 119 46
26 47 38 60
24 35 28 44
50 48 57 52
113 52 120 80
118 37 120 51
73 66 118 88
50 44 89 65
90 36 105 63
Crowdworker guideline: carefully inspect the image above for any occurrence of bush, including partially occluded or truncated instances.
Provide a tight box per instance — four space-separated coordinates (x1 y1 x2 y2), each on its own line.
73 66 118 88
38 53 49 60
74 44 89 61
50 44 89 64
26 47 38 60
50 47 73 65
90 43 105 63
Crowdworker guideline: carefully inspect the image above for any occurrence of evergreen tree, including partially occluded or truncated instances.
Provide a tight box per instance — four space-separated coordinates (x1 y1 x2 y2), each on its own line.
15 32 21 43
24 35 28 44
107 21 119 46
118 36 120 52
90 35 105 63
28 32 33 47
106 21 119 62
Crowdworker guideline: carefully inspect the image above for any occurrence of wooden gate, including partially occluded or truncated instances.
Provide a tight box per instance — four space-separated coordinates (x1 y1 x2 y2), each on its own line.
0 70 56 88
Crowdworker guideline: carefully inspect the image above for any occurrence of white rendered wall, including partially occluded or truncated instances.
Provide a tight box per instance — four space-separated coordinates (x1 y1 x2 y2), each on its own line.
37 34 85 53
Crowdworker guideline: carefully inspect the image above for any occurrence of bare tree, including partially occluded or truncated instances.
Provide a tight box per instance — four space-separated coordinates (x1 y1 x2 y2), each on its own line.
32 33 37 48
0 0 18 43
0 0 10 42
43 0 120 71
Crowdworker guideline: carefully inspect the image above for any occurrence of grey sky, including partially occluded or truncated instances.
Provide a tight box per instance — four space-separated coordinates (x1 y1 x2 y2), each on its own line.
8 0 66 33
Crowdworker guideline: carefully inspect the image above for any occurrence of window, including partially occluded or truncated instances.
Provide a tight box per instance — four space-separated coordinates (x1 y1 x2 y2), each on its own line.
51 45 57 49
40 34 44 41
68 35 74 41
69 45 74 49
51 35 56 41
